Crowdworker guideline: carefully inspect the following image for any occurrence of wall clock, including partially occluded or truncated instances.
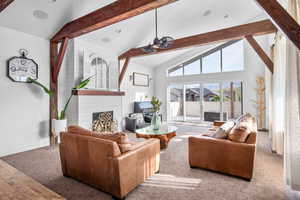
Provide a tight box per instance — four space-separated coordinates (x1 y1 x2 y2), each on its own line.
7 49 38 83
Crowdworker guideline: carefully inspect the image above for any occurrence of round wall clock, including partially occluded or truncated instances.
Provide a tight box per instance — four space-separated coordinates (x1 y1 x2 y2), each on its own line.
7 49 38 83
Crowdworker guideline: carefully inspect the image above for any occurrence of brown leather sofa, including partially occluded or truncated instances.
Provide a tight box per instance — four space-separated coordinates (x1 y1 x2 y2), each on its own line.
59 126 160 199
189 117 257 181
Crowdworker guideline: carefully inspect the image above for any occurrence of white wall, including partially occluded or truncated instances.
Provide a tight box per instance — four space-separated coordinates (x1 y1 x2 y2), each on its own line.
0 26 50 157
59 39 154 130
154 36 270 123
120 61 154 118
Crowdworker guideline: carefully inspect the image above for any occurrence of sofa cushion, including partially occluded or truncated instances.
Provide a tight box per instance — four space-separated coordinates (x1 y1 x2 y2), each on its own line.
228 121 252 143
130 113 145 125
236 113 252 123
93 132 134 153
211 121 235 139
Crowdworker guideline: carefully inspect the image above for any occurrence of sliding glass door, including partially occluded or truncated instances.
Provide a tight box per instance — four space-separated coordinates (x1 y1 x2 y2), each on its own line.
202 83 222 122
185 84 201 122
222 81 243 120
169 85 184 121
168 81 243 122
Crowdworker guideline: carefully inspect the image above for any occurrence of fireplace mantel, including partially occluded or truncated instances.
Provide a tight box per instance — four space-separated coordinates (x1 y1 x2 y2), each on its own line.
72 90 125 96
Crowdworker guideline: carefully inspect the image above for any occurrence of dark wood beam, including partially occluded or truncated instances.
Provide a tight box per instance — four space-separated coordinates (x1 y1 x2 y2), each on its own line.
246 35 274 73
53 37 69 82
119 57 130 88
50 41 58 145
119 20 277 60
255 0 300 50
0 0 13 12
51 0 177 42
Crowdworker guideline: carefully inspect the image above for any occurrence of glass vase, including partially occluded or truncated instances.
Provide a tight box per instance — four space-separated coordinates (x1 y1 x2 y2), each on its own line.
151 112 161 130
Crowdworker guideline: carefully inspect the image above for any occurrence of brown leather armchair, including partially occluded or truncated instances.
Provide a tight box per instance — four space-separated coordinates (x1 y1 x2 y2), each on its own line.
189 121 257 181
59 131 160 199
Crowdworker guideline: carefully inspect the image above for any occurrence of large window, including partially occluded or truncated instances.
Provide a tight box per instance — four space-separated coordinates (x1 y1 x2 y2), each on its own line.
222 41 244 72
168 81 243 122
184 60 201 75
168 40 244 77
202 51 221 74
168 66 183 77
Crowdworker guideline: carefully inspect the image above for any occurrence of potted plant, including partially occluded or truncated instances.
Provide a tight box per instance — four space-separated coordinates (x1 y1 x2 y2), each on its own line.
28 77 92 137
151 96 162 130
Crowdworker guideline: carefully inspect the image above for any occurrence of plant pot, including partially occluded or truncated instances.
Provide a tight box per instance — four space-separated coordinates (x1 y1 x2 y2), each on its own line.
151 112 161 130
52 119 67 141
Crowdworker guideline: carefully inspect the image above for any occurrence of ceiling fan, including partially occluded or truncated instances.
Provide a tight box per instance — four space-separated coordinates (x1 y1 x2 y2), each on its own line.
141 9 174 53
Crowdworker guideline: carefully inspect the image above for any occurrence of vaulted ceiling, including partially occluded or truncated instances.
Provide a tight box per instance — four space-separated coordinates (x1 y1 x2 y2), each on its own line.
0 0 268 68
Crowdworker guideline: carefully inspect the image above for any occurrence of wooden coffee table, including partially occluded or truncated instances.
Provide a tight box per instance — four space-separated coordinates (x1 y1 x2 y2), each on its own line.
135 124 178 149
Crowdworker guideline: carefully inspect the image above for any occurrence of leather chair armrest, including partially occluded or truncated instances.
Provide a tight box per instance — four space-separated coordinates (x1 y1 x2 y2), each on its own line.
111 139 160 198
125 117 137 132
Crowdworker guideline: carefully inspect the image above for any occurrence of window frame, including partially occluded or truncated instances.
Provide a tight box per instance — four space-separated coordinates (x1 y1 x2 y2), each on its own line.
167 39 244 77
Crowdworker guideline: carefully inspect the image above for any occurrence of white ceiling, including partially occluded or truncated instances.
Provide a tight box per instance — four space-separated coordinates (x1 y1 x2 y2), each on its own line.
0 0 267 68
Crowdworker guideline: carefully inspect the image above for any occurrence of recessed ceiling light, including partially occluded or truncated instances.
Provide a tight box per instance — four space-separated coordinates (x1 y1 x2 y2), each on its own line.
203 10 212 17
101 37 111 43
224 14 229 19
33 10 48 20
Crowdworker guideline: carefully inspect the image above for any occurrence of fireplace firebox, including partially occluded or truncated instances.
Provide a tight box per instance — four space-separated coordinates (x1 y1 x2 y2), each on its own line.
92 111 117 132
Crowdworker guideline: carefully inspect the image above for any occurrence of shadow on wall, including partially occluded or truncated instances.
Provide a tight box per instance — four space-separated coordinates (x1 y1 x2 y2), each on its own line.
25 82 45 99
39 120 49 139
25 81 50 139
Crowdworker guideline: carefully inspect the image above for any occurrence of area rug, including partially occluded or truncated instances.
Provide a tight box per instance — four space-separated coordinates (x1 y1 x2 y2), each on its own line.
2 124 292 200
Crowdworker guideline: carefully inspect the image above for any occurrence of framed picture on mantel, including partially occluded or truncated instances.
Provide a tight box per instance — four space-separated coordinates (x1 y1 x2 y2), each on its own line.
133 72 149 87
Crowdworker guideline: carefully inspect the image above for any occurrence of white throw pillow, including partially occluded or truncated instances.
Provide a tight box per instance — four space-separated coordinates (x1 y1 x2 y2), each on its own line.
212 121 235 139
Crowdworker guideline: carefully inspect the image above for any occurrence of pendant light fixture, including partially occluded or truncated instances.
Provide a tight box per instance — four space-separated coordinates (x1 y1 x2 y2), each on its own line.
142 9 174 53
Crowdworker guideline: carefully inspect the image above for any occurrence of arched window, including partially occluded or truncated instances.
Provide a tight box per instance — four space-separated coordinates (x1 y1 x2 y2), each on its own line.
84 53 109 89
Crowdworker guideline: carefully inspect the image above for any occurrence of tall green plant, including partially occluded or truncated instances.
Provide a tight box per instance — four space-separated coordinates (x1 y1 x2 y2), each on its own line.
27 77 92 120
57 77 92 120
27 77 53 96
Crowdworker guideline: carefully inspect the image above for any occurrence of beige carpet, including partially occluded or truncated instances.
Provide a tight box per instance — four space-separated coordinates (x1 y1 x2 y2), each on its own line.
1 124 297 200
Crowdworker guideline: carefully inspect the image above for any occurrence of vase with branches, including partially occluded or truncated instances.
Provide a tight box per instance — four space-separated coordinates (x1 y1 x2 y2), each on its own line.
151 96 162 130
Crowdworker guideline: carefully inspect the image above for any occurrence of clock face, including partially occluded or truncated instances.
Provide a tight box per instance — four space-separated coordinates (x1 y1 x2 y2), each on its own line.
7 57 38 82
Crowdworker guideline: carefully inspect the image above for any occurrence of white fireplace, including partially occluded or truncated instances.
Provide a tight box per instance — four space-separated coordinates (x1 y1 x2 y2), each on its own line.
68 95 122 131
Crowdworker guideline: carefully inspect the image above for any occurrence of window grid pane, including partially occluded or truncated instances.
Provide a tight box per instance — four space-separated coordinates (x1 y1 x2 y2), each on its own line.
222 40 244 72
184 60 201 75
202 51 221 74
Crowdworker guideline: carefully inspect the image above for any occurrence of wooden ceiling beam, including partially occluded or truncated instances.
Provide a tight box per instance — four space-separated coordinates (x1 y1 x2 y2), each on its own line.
0 0 13 12
246 35 274 73
254 0 300 50
53 37 69 82
119 57 131 88
51 0 177 42
119 20 277 60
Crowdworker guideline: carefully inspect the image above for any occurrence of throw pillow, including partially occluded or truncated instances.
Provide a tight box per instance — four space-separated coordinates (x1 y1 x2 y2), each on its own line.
228 122 252 143
93 132 133 153
211 121 235 139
